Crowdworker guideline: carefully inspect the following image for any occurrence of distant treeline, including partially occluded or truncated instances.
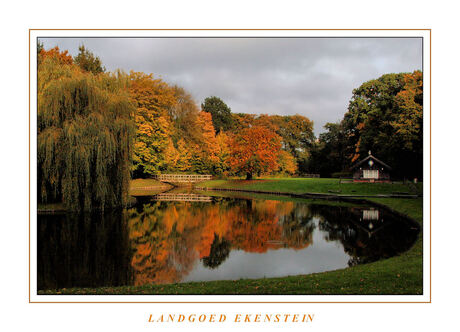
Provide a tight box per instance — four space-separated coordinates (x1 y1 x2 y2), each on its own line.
37 44 423 210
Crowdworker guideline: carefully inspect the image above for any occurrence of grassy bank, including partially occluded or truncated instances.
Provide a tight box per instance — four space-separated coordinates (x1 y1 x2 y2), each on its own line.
129 178 172 196
198 177 422 196
38 178 424 295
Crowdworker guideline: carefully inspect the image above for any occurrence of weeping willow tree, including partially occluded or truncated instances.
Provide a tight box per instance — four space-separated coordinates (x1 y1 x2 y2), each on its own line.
38 55 135 211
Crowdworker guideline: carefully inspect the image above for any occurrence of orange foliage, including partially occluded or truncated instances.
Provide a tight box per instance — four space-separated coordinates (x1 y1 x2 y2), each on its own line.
392 71 423 150
128 72 177 175
39 46 73 65
197 111 219 161
215 131 231 175
277 150 297 175
128 71 176 118
229 126 282 179
189 111 220 172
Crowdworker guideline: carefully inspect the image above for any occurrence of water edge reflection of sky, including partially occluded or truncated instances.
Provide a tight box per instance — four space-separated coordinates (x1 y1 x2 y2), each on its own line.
182 218 351 282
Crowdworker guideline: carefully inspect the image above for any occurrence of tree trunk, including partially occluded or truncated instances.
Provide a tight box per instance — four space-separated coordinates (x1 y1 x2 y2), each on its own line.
246 172 253 180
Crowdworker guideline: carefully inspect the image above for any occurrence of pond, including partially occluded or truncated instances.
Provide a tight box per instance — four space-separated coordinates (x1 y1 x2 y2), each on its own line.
37 192 419 290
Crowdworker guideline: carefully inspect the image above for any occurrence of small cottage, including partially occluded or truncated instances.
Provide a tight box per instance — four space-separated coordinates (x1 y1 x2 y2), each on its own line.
351 151 391 182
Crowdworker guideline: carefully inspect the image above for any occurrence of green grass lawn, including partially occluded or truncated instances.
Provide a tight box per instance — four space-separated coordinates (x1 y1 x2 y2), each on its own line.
38 178 424 296
198 177 422 196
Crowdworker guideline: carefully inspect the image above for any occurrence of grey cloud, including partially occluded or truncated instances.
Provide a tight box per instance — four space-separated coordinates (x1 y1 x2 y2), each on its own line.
39 37 422 135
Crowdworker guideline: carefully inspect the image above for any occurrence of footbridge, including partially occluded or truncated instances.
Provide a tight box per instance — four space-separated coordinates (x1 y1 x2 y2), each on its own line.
153 174 212 184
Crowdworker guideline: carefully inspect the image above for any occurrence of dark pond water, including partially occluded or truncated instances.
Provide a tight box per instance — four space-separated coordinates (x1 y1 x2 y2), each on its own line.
37 193 419 290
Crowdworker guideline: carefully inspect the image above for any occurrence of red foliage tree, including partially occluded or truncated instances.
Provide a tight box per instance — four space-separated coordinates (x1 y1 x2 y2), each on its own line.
229 126 282 180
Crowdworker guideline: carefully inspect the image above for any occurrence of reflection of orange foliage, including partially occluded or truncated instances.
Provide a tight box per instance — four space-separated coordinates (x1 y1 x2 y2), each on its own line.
128 199 313 286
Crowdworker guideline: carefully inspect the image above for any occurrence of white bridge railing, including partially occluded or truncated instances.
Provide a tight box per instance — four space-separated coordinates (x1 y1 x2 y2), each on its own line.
153 193 212 202
153 174 212 183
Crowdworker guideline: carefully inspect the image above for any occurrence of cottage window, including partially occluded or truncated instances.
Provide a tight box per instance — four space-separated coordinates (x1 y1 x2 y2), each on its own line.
363 169 379 179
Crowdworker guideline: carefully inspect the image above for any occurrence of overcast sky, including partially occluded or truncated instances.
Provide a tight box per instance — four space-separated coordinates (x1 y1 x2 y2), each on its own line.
39 37 422 135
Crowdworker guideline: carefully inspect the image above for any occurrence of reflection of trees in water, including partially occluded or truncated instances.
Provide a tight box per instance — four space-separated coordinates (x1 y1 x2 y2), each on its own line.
201 235 231 269
128 202 200 285
309 205 419 266
127 199 316 285
38 199 419 289
278 204 316 248
37 210 132 290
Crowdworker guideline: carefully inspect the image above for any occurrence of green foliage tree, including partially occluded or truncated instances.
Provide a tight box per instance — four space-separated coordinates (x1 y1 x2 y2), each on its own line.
201 96 233 133
38 54 134 211
343 71 423 178
277 115 315 159
305 122 351 177
74 45 106 75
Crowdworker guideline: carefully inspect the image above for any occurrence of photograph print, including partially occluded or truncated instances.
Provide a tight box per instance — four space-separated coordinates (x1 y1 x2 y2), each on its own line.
35 33 425 297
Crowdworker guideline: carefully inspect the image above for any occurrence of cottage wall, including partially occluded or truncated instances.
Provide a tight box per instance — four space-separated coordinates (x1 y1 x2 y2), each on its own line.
352 158 390 181
353 167 390 180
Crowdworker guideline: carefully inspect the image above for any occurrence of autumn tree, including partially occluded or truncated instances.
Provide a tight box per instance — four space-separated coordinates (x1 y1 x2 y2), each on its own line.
169 86 201 143
277 150 297 175
38 50 134 211
231 113 314 158
128 71 176 177
254 114 315 172
74 45 106 74
229 126 282 180
38 46 73 66
392 71 423 151
190 111 220 173
201 96 233 133
215 131 231 175
232 113 256 133
164 138 192 172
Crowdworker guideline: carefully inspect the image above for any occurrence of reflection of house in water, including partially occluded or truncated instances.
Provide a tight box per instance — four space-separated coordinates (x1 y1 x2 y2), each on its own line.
359 209 385 237
363 209 379 221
